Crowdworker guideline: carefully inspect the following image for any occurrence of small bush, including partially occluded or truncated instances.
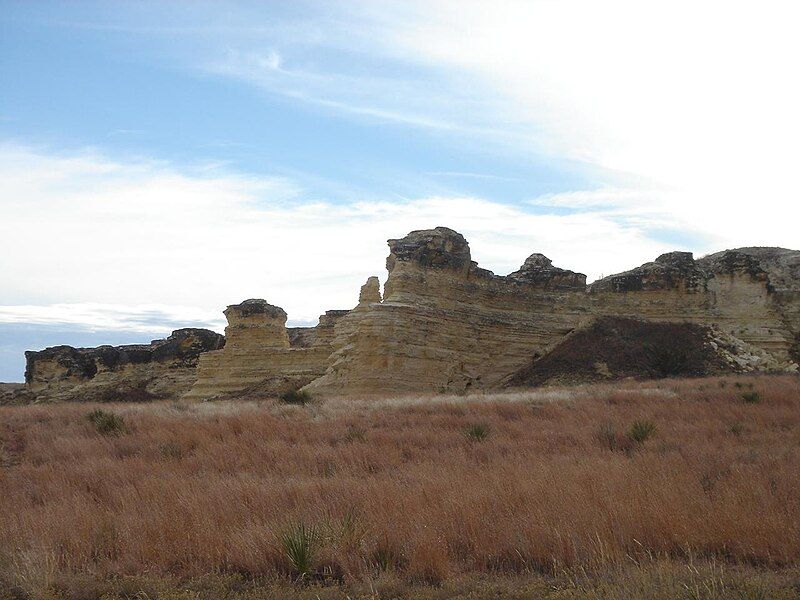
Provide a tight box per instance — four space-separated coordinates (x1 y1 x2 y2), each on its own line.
280 389 312 405
628 420 656 443
343 425 366 443
281 523 317 579
742 391 760 404
464 423 489 442
87 409 127 436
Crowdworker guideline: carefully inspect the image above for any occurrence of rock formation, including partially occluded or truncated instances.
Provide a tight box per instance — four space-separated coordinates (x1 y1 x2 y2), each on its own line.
183 300 349 400
307 227 590 393
18 227 800 401
23 328 224 402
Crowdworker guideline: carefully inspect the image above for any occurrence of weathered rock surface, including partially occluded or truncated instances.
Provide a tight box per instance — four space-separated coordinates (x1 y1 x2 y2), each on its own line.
307 227 590 393
308 229 798 393
0 383 33 405
18 227 800 401
183 301 350 400
23 328 225 402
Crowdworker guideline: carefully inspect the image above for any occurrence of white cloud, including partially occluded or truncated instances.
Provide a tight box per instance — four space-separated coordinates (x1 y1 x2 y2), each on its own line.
0 144 675 331
193 1 799 250
346 0 800 248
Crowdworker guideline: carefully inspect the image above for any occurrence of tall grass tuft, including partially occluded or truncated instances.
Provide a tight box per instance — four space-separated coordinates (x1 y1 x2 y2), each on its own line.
86 409 127 436
281 523 318 579
464 423 489 441
628 420 656 443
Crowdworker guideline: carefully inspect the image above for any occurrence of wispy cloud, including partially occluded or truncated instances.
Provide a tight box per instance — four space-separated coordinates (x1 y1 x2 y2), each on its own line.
356 0 800 246
0 303 224 334
0 143 678 333
428 171 521 182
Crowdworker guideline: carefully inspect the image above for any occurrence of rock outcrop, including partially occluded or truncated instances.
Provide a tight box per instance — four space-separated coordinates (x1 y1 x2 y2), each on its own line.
307 227 590 393
17 227 800 401
307 229 798 394
23 328 225 402
183 300 350 400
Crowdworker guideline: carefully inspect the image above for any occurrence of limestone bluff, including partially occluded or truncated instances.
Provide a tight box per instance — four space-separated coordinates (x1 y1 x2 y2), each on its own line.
19 227 800 402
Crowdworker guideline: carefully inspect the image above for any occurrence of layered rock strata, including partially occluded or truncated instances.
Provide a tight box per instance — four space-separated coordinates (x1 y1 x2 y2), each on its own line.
307 227 590 393
308 229 798 393
183 300 349 399
18 227 800 400
588 248 799 365
23 328 225 402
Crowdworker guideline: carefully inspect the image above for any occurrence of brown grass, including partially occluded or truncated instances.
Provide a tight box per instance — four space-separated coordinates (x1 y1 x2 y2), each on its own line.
1 375 799 598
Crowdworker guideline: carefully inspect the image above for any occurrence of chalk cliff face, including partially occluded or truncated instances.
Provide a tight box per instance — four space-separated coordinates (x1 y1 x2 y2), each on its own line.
307 227 590 393
23 328 225 402
19 227 800 401
183 300 349 400
588 247 799 366
307 229 798 394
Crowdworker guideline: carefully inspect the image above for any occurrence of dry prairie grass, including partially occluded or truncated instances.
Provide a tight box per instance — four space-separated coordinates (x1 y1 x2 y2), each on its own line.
1 375 799 598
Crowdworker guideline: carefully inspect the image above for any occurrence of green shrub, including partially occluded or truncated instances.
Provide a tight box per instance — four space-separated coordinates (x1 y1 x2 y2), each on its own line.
280 389 312 405
464 423 489 442
280 523 317 579
742 391 760 404
87 409 127 436
628 420 656 443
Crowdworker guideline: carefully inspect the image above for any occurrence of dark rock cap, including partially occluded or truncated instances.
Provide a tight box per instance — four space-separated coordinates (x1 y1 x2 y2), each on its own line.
655 251 695 267
508 253 587 290
591 250 705 293
386 227 472 273
24 328 225 384
224 299 288 319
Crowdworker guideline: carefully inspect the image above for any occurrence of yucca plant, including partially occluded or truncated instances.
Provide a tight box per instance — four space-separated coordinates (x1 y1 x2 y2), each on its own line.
281 522 318 579
464 423 489 442
628 420 656 443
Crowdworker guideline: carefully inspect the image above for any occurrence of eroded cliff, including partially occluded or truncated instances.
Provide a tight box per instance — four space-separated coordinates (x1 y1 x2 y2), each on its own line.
18 227 800 401
24 328 225 402
183 300 349 400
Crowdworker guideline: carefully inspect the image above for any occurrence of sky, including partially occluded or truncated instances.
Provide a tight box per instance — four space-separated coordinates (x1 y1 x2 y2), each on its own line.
1 1 798 381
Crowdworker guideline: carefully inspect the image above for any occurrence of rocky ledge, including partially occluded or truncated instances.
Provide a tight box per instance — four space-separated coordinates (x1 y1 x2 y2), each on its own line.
24 328 225 402
14 227 800 401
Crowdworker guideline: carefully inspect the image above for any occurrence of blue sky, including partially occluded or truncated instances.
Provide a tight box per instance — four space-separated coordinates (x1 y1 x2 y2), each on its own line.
1 1 798 381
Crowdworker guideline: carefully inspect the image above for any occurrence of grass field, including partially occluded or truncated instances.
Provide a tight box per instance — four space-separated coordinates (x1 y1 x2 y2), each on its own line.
1 375 799 599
